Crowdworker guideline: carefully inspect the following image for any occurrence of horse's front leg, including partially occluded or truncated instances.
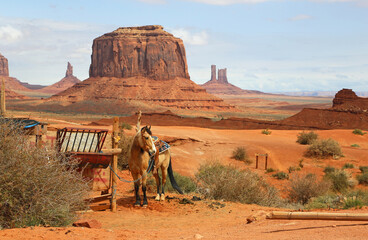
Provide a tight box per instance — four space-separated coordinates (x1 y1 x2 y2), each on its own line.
152 169 161 201
142 173 148 207
134 181 141 206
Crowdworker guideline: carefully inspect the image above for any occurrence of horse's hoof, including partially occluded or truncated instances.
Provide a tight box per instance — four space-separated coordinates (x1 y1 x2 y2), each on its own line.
155 194 160 201
160 194 165 201
134 201 141 207
141 204 148 208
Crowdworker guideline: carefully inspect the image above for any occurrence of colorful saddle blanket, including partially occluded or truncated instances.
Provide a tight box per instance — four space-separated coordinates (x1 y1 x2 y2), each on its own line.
152 136 170 154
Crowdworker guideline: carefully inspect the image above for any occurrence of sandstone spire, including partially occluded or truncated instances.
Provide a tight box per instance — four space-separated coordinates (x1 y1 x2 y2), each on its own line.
218 68 228 84
0 53 9 77
65 62 73 77
210 65 217 81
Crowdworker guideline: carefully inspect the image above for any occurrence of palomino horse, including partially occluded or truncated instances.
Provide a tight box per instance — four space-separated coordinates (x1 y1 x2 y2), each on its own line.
129 125 182 207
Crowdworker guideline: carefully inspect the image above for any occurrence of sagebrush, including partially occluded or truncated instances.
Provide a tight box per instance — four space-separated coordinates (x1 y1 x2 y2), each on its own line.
0 119 89 229
305 138 343 159
296 131 318 145
195 162 282 207
287 173 330 205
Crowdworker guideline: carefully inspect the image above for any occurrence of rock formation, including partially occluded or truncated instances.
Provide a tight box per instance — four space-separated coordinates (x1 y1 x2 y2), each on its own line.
39 62 81 94
217 68 228 84
210 65 216 81
46 25 234 113
0 52 9 77
202 65 262 95
332 88 368 112
0 52 33 92
66 62 73 77
89 25 190 80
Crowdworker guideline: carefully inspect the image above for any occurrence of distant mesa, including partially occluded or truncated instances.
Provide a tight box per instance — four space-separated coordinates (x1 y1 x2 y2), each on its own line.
94 88 368 130
39 62 81 94
332 88 368 112
202 65 263 95
46 25 234 113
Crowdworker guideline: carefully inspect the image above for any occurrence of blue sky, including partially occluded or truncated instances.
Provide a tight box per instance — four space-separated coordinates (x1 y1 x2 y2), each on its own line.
0 0 367 92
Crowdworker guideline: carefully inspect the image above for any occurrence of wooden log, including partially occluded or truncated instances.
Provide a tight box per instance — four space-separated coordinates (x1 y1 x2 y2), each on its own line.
111 116 119 212
267 211 368 221
101 148 122 154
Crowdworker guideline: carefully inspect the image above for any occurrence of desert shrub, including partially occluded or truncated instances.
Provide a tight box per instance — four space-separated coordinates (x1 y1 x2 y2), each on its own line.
343 196 363 209
298 158 304 168
351 144 360 148
352 129 366 135
231 147 249 163
306 194 341 209
342 163 354 169
287 166 301 173
357 173 368 185
287 173 330 205
265 168 276 173
323 166 336 174
0 119 89 229
261 129 272 135
272 171 289 180
359 166 368 173
305 138 343 159
117 124 134 170
296 131 318 145
324 169 350 193
195 162 282 207
147 171 197 194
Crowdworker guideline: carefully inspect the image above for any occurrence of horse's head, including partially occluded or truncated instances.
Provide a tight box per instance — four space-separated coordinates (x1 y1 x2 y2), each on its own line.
139 126 156 156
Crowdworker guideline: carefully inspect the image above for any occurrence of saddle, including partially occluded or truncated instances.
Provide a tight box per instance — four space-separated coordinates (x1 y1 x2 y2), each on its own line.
152 136 170 154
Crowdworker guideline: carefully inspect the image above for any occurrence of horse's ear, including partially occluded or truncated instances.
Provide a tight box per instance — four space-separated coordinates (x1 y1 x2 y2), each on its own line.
148 125 151 130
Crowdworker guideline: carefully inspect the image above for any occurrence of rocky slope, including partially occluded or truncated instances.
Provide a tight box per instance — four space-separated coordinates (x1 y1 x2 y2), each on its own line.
39 62 81 94
47 25 234 112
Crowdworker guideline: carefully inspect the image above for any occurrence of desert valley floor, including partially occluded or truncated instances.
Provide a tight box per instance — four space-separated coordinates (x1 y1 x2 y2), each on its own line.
1 115 368 240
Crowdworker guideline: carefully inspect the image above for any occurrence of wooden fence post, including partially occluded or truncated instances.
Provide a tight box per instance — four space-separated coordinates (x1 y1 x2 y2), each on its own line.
265 154 268 170
255 154 259 169
111 117 119 212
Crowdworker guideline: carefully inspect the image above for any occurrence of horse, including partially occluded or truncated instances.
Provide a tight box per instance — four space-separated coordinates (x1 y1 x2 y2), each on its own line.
128 125 183 207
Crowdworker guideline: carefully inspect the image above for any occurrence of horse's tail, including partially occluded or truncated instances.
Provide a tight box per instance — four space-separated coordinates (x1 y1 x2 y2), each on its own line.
168 157 183 194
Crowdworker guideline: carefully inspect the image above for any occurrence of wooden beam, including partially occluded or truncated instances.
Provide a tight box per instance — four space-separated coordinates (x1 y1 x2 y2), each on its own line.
111 116 119 212
1 77 5 117
267 211 368 221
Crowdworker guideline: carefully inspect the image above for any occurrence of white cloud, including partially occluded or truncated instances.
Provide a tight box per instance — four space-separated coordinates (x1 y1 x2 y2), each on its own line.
171 28 209 45
289 14 313 21
0 25 23 43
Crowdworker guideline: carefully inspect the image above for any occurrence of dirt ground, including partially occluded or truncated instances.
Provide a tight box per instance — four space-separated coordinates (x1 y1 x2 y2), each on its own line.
1 120 368 239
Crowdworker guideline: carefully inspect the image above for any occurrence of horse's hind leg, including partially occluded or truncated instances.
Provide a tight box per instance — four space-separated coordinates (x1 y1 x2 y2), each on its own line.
153 170 161 201
160 167 167 201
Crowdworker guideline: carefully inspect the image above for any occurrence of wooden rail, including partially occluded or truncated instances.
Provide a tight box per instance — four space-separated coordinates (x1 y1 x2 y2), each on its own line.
267 211 368 221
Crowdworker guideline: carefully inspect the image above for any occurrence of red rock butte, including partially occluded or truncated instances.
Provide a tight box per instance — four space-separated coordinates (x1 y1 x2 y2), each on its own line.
89 25 190 80
49 25 234 112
